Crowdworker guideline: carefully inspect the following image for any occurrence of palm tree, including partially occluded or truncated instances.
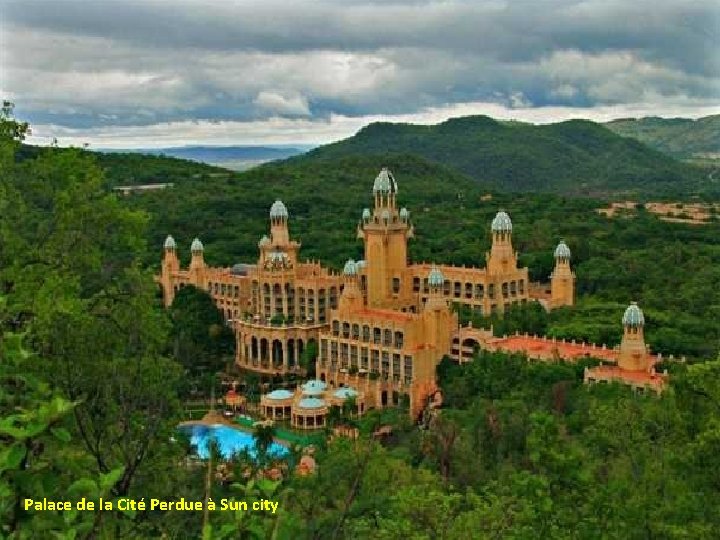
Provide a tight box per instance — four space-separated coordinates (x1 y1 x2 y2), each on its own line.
253 423 276 463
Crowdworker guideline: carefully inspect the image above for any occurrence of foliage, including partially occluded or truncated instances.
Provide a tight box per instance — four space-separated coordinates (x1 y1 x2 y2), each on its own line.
169 285 235 381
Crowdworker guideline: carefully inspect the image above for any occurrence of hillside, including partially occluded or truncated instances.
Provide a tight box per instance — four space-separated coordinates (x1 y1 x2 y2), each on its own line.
17 143 228 187
293 115 709 196
605 115 720 161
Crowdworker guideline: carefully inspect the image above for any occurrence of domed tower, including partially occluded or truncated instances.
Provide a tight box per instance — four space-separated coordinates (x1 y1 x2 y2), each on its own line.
357 168 414 307
338 259 364 312
486 210 517 275
189 237 206 286
550 240 575 307
421 265 457 379
618 302 650 371
269 200 290 246
160 235 179 307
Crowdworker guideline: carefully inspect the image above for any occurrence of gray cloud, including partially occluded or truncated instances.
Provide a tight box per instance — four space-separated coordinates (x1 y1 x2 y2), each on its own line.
2 0 718 145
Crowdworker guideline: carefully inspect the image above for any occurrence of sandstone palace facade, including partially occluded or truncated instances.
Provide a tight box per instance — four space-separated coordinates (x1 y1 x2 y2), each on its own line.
158 168 576 419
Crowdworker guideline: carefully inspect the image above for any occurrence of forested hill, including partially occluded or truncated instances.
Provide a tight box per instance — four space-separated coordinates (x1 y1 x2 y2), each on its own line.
17 143 228 187
605 115 720 161
291 115 709 197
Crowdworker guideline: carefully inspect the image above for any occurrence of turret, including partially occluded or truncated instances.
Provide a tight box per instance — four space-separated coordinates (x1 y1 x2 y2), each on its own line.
618 302 650 371
338 259 364 311
160 235 179 306
486 210 517 275
269 200 290 246
188 237 206 286
550 240 575 307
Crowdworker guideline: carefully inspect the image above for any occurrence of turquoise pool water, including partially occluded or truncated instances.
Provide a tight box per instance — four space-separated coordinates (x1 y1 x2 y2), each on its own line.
178 424 288 460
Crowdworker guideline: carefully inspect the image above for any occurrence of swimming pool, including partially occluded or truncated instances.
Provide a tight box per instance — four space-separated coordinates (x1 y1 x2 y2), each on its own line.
178 424 288 460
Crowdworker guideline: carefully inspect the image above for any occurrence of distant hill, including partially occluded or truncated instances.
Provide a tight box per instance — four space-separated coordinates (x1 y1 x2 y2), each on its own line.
605 115 720 163
17 143 228 187
291 115 708 197
101 145 311 170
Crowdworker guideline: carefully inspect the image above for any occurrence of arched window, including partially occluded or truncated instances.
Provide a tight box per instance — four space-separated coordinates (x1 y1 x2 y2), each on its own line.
332 320 340 336
373 327 381 345
383 329 392 347
342 322 350 339
362 325 370 342
352 324 360 340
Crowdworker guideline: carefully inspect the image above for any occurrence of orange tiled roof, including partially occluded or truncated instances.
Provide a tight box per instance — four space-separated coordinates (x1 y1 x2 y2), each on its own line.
587 365 667 387
488 335 620 362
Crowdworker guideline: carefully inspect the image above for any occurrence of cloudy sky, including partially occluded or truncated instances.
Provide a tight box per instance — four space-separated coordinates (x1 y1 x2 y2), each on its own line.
2 0 718 148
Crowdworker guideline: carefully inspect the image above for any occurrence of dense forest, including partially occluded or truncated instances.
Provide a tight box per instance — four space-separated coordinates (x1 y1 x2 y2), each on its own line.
293 116 712 197
606 115 720 162
2 104 720 538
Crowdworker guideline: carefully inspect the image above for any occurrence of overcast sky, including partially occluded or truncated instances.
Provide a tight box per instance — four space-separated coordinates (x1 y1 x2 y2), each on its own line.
2 0 718 148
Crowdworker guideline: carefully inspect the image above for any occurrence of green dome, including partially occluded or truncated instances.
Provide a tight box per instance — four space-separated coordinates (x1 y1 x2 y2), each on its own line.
270 200 288 219
191 238 204 252
428 265 444 287
622 302 645 327
491 210 512 232
554 240 571 259
343 259 357 276
372 167 398 195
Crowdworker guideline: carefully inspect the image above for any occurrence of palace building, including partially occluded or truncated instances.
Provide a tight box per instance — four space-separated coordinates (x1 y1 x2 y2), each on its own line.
158 167 577 420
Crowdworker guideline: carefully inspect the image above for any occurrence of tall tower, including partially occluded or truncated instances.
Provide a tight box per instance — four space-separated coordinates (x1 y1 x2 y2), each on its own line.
160 235 179 307
618 302 650 371
550 240 575 307
486 210 517 275
188 237 206 287
357 168 414 307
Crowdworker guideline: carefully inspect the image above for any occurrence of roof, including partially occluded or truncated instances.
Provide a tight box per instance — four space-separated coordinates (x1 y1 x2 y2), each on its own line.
343 259 357 276
491 210 512 232
554 240 571 259
586 365 667 388
298 397 326 409
428 265 444 287
355 308 415 324
622 302 645 327
372 167 398 195
301 380 327 395
191 238 204 252
266 389 294 400
488 335 620 362
270 200 288 219
164 235 176 249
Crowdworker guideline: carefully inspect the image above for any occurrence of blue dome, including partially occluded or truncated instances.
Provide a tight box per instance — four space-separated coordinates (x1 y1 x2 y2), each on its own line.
428 265 444 288
164 235 176 249
191 238 204 252
372 167 398 194
491 210 512 232
343 259 357 276
301 380 327 395
298 398 326 409
267 389 293 400
622 302 645 327
333 387 358 400
362 208 371 220
270 200 288 219
554 240 571 259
